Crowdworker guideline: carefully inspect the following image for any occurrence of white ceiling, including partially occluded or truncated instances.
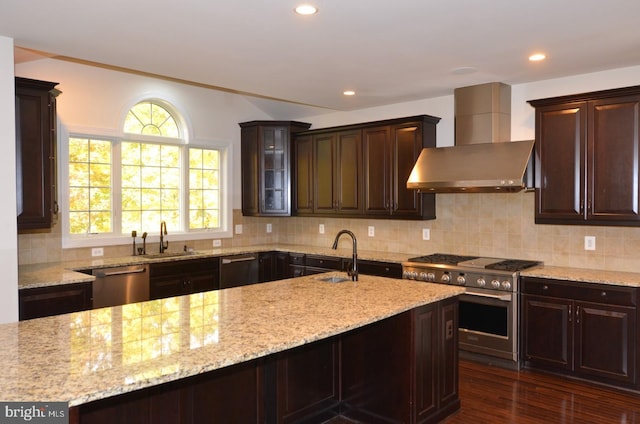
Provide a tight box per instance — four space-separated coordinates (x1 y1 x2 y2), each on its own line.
4 0 640 114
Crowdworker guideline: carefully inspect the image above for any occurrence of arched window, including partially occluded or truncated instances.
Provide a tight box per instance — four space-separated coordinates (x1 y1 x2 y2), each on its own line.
65 99 226 247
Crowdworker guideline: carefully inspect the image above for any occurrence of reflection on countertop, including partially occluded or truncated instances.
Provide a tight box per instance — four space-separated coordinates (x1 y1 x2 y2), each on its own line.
1 273 464 406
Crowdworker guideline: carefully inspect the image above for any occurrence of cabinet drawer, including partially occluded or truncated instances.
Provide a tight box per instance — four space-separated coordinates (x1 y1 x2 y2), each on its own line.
521 277 637 307
306 255 342 270
289 254 305 266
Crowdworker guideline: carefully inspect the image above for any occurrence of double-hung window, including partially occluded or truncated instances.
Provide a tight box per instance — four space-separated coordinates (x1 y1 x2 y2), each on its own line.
63 100 230 248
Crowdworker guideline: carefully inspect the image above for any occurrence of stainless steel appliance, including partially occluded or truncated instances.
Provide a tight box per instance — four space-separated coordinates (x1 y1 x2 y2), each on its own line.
92 264 149 308
402 253 541 366
219 254 259 288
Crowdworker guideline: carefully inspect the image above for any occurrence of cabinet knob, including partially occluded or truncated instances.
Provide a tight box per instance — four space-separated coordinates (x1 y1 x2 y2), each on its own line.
542 285 549 291
601 291 607 297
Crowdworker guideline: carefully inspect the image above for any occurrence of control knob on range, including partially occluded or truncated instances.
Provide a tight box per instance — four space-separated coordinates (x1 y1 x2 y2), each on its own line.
419 272 428 281
491 279 501 289
501 281 512 290
456 275 466 285
441 273 451 283
476 278 486 287
426 272 436 282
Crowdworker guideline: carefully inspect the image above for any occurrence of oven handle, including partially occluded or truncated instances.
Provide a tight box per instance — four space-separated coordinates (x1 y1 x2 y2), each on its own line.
463 291 512 302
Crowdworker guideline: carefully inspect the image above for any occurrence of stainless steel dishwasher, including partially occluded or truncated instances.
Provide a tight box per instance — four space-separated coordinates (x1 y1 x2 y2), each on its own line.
219 254 259 288
92 264 149 308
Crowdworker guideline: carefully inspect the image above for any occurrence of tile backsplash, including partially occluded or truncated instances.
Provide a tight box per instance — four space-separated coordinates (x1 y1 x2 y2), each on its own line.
17 193 640 273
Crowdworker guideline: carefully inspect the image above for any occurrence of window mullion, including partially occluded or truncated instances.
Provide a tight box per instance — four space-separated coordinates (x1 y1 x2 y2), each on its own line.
113 141 123 235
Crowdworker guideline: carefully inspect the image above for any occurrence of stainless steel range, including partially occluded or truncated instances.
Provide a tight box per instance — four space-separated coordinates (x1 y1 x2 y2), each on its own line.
402 253 541 366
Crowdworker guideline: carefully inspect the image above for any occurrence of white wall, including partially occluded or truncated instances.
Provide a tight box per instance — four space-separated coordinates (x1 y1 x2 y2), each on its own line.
0 36 18 323
15 59 276 211
299 65 640 147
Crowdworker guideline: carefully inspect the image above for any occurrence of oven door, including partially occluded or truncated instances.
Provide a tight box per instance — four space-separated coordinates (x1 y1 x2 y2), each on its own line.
458 288 517 361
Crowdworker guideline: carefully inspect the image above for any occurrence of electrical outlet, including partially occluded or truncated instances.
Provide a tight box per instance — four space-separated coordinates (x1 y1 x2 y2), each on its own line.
368 226 375 237
213 239 222 247
422 228 430 241
266 223 272 233
584 236 596 251
235 224 243 234
91 247 104 257
319 224 325 234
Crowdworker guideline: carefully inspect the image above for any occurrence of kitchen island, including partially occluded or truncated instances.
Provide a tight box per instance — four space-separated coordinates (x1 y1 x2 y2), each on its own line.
0 272 463 423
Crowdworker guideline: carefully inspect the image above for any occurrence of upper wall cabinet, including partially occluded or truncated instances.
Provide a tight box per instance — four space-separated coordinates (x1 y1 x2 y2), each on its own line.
240 121 311 216
16 77 60 231
293 115 439 220
529 86 640 226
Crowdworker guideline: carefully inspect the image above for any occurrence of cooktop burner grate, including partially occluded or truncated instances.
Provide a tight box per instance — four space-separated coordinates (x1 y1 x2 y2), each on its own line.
407 253 478 265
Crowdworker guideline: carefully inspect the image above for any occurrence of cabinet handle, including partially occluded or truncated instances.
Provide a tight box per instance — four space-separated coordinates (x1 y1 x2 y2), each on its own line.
576 305 580 324
568 304 572 323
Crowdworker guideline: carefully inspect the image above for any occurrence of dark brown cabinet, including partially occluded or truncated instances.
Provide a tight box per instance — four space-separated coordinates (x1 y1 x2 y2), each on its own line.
294 115 439 220
19 282 92 320
15 77 60 230
521 277 637 387
313 130 363 215
363 118 438 219
529 86 640 225
258 251 290 282
149 257 219 299
240 121 311 216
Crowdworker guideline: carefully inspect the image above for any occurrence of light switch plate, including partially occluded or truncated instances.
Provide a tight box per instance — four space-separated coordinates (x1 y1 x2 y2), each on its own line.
92 247 104 257
319 224 325 234
368 226 375 237
266 223 272 233
235 224 243 234
213 239 222 247
422 228 430 241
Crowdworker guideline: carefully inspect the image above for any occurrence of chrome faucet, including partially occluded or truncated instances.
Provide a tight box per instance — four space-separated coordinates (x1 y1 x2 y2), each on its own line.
159 221 169 253
332 229 358 281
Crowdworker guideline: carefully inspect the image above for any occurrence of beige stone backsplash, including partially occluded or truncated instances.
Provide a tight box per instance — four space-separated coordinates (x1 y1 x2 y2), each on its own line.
17 192 640 273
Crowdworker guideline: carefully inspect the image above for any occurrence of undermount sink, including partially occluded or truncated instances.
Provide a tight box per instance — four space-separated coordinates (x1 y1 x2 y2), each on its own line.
316 275 351 283
141 251 199 259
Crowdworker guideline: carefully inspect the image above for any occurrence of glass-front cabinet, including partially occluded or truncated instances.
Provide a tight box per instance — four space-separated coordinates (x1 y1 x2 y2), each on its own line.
240 121 311 216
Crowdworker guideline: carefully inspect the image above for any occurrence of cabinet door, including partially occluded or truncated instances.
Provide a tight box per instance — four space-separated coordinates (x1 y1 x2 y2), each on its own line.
19 282 92 320
535 102 587 223
588 95 640 222
16 78 58 230
313 133 336 213
261 126 290 215
335 130 363 214
240 125 260 215
574 301 636 384
522 294 572 370
294 135 314 214
391 122 435 218
275 339 339 423
363 126 392 215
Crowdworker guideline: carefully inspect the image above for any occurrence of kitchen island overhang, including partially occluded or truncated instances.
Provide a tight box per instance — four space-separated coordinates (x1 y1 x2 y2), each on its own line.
0 273 464 423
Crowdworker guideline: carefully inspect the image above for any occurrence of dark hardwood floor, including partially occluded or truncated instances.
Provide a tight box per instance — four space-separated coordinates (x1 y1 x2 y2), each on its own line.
325 359 640 423
442 359 640 423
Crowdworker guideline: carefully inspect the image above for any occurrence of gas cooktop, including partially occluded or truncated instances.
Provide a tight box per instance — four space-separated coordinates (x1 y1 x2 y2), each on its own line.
406 253 541 273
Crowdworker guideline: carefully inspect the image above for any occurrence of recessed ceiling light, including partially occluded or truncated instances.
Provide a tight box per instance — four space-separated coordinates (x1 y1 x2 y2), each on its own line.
451 66 477 75
295 4 318 15
529 53 546 62
343 90 356 96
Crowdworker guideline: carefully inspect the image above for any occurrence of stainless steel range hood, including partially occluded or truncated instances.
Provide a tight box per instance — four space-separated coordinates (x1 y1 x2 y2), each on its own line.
407 82 534 193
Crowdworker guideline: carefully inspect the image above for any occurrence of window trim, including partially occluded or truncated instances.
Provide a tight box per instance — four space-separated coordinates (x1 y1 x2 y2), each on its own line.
60 124 233 249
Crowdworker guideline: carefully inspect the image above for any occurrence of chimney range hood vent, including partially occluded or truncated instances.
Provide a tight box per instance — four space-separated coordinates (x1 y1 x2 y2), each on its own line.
407 82 534 193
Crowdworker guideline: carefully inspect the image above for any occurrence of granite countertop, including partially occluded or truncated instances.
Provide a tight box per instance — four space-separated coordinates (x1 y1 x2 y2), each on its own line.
0 273 464 406
18 244 418 290
521 265 640 287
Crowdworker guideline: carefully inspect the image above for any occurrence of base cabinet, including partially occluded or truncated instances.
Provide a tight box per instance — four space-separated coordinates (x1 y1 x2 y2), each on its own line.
19 282 92 320
149 258 219 299
522 277 637 387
